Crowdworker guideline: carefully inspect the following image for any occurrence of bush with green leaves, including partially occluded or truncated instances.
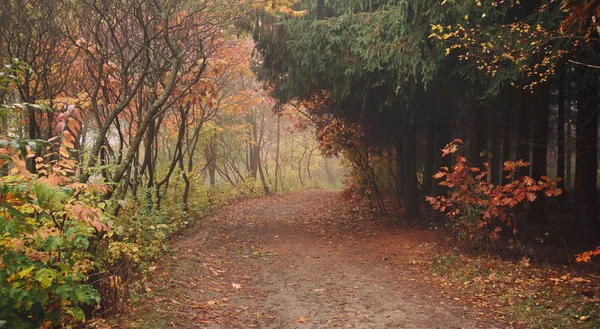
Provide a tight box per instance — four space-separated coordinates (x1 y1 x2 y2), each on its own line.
0 145 109 328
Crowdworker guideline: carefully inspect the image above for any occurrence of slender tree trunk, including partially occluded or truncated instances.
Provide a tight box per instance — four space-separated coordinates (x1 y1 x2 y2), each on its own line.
423 119 435 194
208 154 217 187
470 98 487 169
566 101 573 191
306 147 314 180
386 147 396 190
179 149 191 213
257 145 270 195
249 115 259 180
431 85 453 197
26 106 38 173
402 107 420 219
144 119 156 204
249 143 258 179
527 83 550 224
516 89 531 178
298 147 306 186
205 139 217 187
394 125 404 209
155 109 187 208
502 88 515 184
490 96 503 185
556 68 567 202
132 152 139 199
275 114 280 191
575 75 600 241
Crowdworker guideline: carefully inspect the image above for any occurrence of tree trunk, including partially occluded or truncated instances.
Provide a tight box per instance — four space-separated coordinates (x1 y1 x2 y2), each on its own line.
155 108 187 209
556 68 567 202
275 114 280 191
298 147 306 186
527 84 550 224
145 119 156 191
470 98 487 169
132 152 139 199
205 139 217 187
402 107 420 219
249 115 259 180
257 145 270 195
394 125 404 209
423 119 435 195
431 84 453 197
516 89 531 178
575 75 600 241
490 99 502 185
26 106 39 173
566 100 573 191
502 88 515 184
208 155 217 187
179 149 191 213
306 147 314 180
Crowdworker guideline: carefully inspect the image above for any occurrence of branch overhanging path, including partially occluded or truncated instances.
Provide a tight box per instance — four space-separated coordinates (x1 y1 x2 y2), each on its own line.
117 191 507 329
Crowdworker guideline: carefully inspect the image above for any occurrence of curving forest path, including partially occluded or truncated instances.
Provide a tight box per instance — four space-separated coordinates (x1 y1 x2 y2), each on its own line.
114 191 507 329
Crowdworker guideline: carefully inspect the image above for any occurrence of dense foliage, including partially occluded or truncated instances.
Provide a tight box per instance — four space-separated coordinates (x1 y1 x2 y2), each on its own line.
251 0 600 252
0 1 343 327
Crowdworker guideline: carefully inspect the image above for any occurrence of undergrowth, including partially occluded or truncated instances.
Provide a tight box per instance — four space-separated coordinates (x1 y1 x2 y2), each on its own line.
430 249 600 329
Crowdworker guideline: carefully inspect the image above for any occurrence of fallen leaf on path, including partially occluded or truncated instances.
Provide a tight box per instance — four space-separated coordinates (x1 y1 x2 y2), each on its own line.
571 277 590 283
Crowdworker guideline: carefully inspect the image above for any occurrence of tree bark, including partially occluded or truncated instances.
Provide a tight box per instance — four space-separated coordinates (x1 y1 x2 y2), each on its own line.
257 144 270 195
527 83 550 224
306 147 314 180
298 147 306 186
502 89 515 184
566 100 573 191
470 98 487 169
423 118 435 195
490 97 502 185
274 114 280 191
402 106 420 219
516 89 531 178
575 75 600 240
431 84 453 197
394 122 404 209
556 67 567 202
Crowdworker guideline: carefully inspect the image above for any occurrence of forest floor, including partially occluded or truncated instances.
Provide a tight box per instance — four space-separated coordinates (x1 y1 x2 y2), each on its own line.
96 190 599 329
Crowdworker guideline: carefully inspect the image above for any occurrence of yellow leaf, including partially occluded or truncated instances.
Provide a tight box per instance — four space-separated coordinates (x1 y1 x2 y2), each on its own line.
18 266 35 279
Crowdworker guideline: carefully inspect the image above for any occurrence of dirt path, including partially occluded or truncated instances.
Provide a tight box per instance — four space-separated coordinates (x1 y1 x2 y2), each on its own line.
116 191 506 329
